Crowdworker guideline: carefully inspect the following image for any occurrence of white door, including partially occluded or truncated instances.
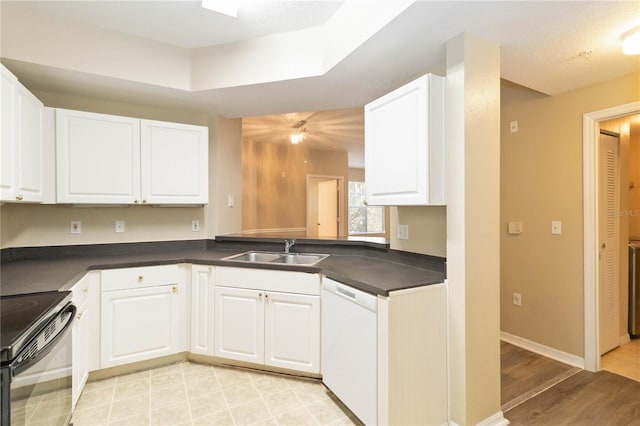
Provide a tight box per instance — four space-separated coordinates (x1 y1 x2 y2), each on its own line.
72 302 89 410
318 180 338 237
598 131 620 355
15 83 43 202
214 286 264 364
264 291 320 374
56 109 141 204
0 68 16 200
191 265 215 356
140 119 208 204
101 285 180 368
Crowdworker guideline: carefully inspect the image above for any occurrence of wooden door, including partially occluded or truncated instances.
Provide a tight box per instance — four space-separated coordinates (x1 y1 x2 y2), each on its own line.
598 131 620 355
318 179 338 237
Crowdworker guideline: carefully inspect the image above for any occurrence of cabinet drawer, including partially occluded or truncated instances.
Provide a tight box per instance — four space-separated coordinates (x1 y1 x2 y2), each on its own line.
215 267 320 295
101 265 179 291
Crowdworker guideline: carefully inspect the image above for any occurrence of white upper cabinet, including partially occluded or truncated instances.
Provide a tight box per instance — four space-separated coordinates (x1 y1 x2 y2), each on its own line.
56 109 208 205
1 65 45 203
141 119 208 204
56 109 141 204
364 73 445 206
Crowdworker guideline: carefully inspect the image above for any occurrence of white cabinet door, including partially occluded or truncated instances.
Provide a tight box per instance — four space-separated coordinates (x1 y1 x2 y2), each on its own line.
56 109 141 204
264 291 320 374
14 84 44 202
1 65 44 203
0 66 17 200
140 119 208 204
101 284 180 368
72 299 89 410
365 73 444 206
191 265 215 356
214 286 264 364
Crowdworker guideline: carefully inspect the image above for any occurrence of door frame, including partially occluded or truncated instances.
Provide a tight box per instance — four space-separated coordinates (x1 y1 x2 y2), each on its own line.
306 175 344 237
583 101 640 371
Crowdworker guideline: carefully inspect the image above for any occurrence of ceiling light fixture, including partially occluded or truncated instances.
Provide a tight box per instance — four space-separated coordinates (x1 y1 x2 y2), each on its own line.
202 0 238 18
290 120 308 145
621 26 640 55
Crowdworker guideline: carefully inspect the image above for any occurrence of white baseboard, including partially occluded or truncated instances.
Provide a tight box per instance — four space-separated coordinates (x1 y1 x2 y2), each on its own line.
620 333 631 346
501 331 584 368
449 411 509 426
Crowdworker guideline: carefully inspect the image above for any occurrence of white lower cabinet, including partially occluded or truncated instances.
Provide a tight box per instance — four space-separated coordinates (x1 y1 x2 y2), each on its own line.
213 267 321 374
71 272 100 410
191 265 215 356
214 286 264 364
100 265 187 368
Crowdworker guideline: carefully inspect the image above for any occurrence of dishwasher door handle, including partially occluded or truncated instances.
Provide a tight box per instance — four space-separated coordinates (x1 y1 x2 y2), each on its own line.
336 286 357 301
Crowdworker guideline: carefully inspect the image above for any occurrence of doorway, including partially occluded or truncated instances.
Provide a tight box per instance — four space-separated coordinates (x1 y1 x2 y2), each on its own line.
306 175 344 237
583 101 640 372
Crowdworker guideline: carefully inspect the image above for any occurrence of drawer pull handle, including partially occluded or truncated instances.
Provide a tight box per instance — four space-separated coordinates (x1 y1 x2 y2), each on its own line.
77 312 83 320
138 276 144 281
15 194 23 201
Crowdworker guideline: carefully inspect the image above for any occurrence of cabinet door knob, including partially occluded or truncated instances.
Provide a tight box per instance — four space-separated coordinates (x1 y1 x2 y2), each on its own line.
77 312 83 320
142 199 147 204
134 199 139 204
172 286 178 294
83 287 88 293
265 293 269 299
15 194 23 201
138 276 144 281
258 293 262 298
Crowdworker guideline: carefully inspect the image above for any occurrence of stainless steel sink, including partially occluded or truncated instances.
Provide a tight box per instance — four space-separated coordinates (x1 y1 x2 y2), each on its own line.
270 253 328 265
222 251 328 266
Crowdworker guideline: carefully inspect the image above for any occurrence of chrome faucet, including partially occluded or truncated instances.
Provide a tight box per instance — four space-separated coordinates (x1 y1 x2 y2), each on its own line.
284 239 296 254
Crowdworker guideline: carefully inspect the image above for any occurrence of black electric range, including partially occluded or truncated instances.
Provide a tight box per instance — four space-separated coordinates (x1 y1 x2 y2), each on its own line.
0 291 72 363
1 291 76 426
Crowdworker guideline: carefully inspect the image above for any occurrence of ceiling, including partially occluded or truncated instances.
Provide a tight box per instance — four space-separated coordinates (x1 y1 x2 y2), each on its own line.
1 1 639 168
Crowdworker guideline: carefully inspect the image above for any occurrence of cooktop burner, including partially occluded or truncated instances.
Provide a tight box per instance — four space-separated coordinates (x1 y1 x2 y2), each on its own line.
1 291 71 363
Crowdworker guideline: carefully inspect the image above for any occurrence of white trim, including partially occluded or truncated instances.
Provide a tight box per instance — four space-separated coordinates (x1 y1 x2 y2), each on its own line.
501 332 584 368
475 411 510 426
583 101 640 372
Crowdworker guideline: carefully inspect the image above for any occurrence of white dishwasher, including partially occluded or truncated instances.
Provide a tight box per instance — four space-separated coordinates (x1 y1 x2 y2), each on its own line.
321 278 377 425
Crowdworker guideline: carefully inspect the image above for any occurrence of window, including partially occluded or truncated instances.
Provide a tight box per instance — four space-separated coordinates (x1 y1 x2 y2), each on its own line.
348 181 385 234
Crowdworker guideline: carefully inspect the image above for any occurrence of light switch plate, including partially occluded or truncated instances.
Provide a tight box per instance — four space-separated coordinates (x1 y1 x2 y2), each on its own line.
115 220 125 233
508 221 522 235
551 221 562 235
192 220 200 232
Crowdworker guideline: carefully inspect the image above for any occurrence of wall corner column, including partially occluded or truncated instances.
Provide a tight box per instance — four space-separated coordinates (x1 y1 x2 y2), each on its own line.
445 32 503 425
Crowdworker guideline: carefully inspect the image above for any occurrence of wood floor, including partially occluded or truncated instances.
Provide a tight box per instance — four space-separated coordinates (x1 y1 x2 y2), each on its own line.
502 340 640 425
601 338 640 381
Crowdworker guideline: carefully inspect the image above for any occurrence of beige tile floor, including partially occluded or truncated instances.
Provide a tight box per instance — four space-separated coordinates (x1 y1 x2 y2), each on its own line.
601 338 640 382
71 361 361 426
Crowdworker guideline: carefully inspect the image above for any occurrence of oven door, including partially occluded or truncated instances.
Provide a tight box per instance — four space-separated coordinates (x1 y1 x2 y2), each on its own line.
5 303 75 426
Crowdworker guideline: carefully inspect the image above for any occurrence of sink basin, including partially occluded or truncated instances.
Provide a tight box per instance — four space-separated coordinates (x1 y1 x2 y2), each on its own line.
222 251 328 266
270 253 328 265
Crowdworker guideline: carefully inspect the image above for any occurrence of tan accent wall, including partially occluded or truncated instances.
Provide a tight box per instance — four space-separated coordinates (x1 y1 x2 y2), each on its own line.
241 139 348 236
500 72 640 357
389 207 446 257
0 90 243 248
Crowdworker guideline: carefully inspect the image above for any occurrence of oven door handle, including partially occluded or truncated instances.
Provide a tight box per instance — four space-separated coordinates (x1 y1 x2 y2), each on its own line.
12 303 77 376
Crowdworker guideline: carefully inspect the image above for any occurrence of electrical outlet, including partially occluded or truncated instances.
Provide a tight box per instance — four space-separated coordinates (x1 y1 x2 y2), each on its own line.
115 220 125 233
227 195 234 208
513 292 522 306
70 221 81 234
551 221 562 235
397 224 409 240
509 120 518 133
191 220 200 232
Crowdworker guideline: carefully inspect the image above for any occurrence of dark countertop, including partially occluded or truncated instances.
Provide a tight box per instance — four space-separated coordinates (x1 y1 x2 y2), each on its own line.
1 239 445 297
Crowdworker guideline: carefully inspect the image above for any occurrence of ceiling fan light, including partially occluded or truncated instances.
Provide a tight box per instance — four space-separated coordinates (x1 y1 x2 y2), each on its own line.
621 26 640 55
